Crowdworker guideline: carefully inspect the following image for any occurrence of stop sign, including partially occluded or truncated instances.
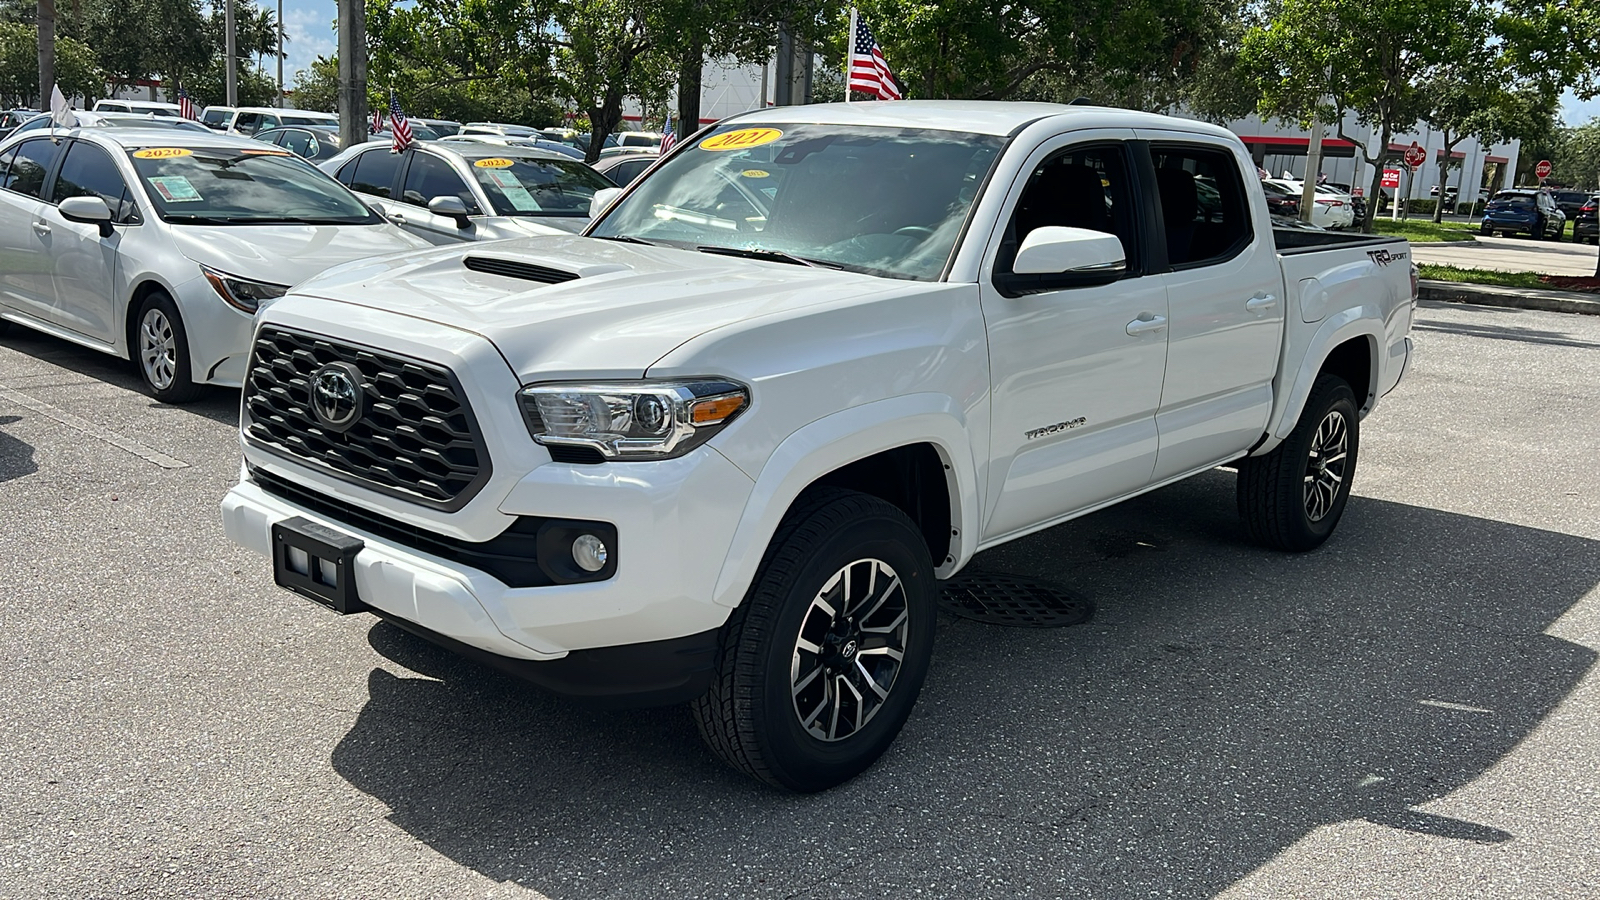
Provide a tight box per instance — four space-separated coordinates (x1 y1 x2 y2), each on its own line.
1403 142 1427 168
1536 159 1553 179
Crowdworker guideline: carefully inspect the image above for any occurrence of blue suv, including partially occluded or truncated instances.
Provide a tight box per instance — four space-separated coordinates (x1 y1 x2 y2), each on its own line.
1481 190 1565 240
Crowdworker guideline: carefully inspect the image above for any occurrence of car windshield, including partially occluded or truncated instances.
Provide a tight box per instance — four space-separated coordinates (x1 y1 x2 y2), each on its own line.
464 154 613 217
589 123 1005 281
127 146 380 225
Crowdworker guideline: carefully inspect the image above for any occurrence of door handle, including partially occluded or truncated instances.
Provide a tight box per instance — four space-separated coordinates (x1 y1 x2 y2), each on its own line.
31 222 50 235
388 212 407 223
1126 314 1168 336
1245 294 1278 313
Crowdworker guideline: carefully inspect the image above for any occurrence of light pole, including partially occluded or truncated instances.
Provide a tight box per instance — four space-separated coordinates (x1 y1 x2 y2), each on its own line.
276 0 284 107
224 0 237 106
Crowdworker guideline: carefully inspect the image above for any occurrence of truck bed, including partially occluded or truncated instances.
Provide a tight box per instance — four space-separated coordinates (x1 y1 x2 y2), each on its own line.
1273 227 1401 254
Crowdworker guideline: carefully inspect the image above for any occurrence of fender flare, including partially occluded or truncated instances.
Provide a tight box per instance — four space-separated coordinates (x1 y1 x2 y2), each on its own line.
1260 308 1383 451
121 271 198 359
709 392 981 608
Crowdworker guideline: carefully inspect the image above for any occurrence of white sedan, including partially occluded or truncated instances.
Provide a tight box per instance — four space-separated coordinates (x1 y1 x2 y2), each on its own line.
320 142 615 244
0 128 429 401
1265 179 1355 229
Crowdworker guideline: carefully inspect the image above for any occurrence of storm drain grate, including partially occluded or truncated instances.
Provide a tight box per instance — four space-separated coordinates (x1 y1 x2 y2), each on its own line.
938 573 1094 628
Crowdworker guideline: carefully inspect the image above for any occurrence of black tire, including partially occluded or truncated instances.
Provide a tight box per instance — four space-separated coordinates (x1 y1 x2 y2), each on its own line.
691 488 937 792
131 292 204 403
1479 223 1491 235
1236 375 1360 552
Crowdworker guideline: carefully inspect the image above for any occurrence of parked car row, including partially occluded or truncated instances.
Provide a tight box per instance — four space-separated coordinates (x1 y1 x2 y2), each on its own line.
1480 189 1567 240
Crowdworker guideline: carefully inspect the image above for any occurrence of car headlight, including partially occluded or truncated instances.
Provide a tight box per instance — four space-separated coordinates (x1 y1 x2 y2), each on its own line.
519 380 749 460
201 265 289 313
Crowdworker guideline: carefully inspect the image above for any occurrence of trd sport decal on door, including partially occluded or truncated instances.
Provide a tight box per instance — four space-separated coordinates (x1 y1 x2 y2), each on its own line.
1367 249 1409 266
1025 417 1087 440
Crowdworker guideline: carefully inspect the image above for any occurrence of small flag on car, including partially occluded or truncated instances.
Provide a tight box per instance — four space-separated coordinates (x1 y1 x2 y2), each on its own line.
371 106 384 134
388 91 414 153
847 10 902 101
661 111 677 152
177 87 197 121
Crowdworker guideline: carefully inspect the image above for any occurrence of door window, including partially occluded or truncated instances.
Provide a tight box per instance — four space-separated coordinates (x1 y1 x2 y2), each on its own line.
348 149 401 198
0 146 17 191
997 144 1139 276
5 139 63 199
278 129 315 158
234 112 262 135
1150 145 1253 268
399 152 480 212
52 141 140 223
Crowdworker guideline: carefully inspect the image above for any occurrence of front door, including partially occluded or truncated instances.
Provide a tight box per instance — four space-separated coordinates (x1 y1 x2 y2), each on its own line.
1143 136 1285 481
43 140 137 344
394 150 480 244
980 135 1170 543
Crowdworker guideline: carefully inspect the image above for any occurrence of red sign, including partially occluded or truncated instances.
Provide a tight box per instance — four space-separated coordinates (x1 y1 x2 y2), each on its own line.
1535 159 1553 179
1351 187 1364 197
1403 142 1427 168
1380 168 1401 189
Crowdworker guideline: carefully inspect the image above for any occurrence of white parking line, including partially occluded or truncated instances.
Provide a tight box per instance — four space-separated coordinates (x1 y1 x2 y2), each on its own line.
0 385 189 469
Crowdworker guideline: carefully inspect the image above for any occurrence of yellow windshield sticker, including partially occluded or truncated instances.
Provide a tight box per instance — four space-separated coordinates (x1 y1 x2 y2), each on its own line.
700 128 782 152
474 157 515 168
132 147 193 160
740 169 771 178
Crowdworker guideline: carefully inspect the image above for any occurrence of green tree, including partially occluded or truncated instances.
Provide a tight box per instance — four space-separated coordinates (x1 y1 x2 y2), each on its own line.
289 55 338 112
1241 0 1467 232
0 20 97 106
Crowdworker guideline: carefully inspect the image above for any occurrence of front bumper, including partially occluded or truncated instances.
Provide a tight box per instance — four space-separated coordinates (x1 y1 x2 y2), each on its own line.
222 443 755 699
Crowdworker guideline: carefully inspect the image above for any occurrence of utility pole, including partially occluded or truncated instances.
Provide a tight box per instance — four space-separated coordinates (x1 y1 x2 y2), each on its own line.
337 0 368 148
1299 112 1324 224
37 0 55 110
224 0 237 106
277 0 284 107
772 25 811 106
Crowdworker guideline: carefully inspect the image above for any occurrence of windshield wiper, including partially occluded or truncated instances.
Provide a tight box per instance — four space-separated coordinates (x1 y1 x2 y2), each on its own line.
696 246 839 268
592 234 656 246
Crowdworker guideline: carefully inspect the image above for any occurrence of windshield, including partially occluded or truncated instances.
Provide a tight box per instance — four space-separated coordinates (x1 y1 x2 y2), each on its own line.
127 146 381 225
465 155 613 217
589 123 1004 281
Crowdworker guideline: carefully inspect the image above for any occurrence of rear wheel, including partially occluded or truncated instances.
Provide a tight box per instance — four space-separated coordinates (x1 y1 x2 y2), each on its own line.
133 292 204 403
1236 375 1360 552
691 489 937 792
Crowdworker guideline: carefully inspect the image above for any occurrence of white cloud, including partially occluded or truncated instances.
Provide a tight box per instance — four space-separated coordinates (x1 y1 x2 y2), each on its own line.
281 1 338 83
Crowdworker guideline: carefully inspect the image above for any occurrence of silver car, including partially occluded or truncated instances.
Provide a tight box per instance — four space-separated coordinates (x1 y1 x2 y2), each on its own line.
320 141 614 243
0 127 429 401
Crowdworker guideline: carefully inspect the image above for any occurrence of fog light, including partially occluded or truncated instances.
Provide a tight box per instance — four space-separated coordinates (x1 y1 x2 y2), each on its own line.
572 534 608 572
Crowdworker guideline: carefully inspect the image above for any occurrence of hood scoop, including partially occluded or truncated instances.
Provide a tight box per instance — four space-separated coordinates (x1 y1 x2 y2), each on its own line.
462 253 632 286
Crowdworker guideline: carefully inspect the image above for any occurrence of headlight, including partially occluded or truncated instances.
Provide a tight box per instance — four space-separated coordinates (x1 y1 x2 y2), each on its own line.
519 380 748 460
201 265 289 313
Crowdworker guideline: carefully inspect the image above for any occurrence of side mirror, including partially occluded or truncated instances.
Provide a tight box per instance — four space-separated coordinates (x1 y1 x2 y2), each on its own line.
59 195 114 237
590 186 623 219
1012 226 1126 276
428 195 472 229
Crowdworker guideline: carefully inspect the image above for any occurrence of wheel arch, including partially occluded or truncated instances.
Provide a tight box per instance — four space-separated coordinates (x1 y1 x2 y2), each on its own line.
122 277 180 360
1258 310 1383 455
709 393 981 609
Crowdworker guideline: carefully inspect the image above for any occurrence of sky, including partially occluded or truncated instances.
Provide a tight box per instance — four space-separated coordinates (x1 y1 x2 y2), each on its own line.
274 0 1600 127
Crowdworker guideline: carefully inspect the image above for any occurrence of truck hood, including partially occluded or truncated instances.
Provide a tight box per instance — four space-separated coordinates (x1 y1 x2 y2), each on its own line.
290 235 929 379
168 222 431 289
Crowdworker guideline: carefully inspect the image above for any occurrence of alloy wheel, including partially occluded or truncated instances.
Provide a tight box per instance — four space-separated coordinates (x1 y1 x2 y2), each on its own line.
139 307 177 391
790 558 910 742
1303 409 1349 522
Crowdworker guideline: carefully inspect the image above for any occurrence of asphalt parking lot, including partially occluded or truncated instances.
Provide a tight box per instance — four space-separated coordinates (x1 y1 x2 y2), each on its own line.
1 301 1597 899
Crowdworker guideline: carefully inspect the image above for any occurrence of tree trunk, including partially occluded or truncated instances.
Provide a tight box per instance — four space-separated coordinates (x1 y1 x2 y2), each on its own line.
586 87 626 164
676 41 704 142
1432 132 1455 224
37 0 55 109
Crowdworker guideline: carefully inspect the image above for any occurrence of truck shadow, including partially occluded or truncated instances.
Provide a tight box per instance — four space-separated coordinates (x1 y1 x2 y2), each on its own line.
333 470 1598 899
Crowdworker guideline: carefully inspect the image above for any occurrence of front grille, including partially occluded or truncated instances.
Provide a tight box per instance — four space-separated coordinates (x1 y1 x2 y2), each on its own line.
243 327 491 510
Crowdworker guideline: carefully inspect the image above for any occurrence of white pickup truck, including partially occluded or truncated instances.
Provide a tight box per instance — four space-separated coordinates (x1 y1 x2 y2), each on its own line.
222 101 1414 791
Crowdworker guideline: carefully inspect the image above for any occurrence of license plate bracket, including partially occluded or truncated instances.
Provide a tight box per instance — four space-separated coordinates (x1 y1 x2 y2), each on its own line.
272 516 367 614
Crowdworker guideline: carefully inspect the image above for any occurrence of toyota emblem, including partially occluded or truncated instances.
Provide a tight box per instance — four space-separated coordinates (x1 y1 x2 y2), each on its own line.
310 362 364 432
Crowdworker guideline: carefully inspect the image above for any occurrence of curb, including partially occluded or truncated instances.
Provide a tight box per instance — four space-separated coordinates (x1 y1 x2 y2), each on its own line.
1418 280 1600 316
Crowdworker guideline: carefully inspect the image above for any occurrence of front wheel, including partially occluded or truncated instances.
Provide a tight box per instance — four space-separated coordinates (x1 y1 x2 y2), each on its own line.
1236 375 1360 552
133 292 204 403
691 489 937 791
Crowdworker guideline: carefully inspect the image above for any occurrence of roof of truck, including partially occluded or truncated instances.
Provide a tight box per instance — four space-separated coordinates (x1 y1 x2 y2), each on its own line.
722 100 1231 139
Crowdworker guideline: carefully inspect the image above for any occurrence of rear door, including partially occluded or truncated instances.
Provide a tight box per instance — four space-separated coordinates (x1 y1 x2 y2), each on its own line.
335 147 404 217
0 138 65 323
979 132 1171 542
1141 134 1283 480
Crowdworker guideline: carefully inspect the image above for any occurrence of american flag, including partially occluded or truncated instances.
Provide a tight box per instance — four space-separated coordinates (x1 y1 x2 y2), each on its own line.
177 88 197 121
388 92 414 153
848 12 902 101
660 111 677 152
370 106 384 133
